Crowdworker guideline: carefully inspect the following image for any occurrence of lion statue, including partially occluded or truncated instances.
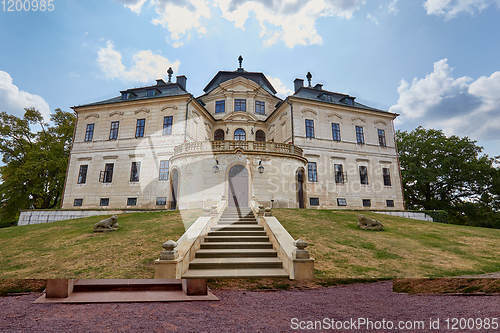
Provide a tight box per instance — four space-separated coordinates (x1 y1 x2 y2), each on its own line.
93 215 119 232
357 215 384 231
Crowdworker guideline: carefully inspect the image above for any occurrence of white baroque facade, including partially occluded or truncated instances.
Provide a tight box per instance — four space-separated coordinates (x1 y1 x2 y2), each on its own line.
62 62 405 210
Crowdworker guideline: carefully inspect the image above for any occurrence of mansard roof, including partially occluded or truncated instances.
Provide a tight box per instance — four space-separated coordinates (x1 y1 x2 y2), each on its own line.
74 79 188 108
203 69 277 95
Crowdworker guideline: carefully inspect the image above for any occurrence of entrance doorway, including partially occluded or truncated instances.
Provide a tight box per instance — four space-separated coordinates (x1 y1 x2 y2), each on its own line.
170 169 179 210
228 165 249 208
297 168 305 208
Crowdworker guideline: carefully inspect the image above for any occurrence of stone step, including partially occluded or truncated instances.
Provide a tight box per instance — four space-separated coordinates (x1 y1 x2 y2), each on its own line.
195 249 277 258
211 225 264 231
200 242 273 249
72 279 182 292
208 231 267 237
204 236 269 242
189 257 283 270
217 221 259 225
182 268 289 279
220 216 255 220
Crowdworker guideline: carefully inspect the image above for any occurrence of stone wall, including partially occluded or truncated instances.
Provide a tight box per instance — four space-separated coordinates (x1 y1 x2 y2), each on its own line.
373 211 434 222
18 210 125 226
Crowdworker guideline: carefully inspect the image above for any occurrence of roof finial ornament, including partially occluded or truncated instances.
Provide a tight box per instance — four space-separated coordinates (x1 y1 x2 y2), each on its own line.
238 55 243 69
306 72 312 87
167 67 174 82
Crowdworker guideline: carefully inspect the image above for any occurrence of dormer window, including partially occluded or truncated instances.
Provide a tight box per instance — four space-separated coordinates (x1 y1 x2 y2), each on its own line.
342 97 354 106
147 90 155 97
121 92 127 100
121 92 137 100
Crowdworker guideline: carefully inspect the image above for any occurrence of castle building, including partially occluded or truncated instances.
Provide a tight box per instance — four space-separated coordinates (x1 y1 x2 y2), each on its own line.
61 58 405 210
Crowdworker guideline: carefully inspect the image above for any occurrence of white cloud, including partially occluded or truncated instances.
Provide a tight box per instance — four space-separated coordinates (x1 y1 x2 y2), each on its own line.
97 41 180 83
423 0 500 19
366 13 380 25
390 58 500 141
267 76 293 98
0 71 50 119
216 0 365 48
387 0 399 14
119 0 148 13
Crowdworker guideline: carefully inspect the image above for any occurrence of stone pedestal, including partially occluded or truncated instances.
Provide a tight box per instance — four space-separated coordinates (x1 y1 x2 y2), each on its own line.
182 279 207 295
46 279 74 298
293 259 315 280
154 259 180 279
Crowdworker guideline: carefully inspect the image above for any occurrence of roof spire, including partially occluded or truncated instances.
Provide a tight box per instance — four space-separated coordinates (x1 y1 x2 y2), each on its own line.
238 55 243 70
306 72 312 87
167 67 173 82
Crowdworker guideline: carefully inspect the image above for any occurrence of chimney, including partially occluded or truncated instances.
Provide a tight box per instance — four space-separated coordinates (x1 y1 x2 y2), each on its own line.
294 78 304 93
176 75 187 91
314 83 323 90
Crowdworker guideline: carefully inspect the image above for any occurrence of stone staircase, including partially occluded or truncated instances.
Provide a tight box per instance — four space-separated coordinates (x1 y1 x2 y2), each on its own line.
182 207 289 279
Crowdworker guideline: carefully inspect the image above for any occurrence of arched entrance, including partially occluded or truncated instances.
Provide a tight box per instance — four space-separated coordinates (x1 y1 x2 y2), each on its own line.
228 165 248 208
170 169 179 210
296 168 305 208
214 129 224 141
255 130 265 142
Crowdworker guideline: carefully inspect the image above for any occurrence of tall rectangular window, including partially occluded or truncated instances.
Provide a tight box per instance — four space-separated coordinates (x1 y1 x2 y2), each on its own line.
359 165 368 185
77 165 88 184
100 163 114 183
163 116 173 136
334 164 345 184
234 99 246 112
356 126 364 144
159 160 169 180
215 100 225 114
109 121 119 140
308 162 317 182
135 119 145 138
378 129 386 147
85 123 94 142
255 101 265 115
130 161 141 182
332 123 341 141
383 167 392 186
305 119 315 138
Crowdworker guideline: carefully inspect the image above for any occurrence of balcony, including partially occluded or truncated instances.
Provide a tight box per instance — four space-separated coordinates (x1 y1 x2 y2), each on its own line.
173 140 304 159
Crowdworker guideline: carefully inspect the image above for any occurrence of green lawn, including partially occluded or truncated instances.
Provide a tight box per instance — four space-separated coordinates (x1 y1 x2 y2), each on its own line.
0 209 498 280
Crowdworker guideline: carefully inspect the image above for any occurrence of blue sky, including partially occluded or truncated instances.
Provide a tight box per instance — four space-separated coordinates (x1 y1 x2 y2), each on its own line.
0 0 499 156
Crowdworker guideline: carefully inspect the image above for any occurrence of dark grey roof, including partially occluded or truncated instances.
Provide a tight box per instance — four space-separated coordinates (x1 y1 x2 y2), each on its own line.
74 80 189 108
203 69 277 95
291 86 390 114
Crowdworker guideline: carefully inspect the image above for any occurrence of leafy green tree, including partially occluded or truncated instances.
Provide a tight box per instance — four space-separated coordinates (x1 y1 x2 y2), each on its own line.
396 126 499 228
0 108 75 224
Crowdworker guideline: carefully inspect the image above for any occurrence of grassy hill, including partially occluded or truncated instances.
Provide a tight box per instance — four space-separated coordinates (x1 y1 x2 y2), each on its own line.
0 209 499 280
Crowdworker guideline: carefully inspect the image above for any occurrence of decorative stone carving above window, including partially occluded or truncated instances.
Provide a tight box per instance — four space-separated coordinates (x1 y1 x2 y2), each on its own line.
161 105 178 112
351 116 366 124
302 108 318 117
328 113 343 120
134 108 150 115
77 157 92 161
109 111 124 117
356 158 369 162
374 120 387 126
279 111 288 121
103 155 119 160
85 113 99 120
129 154 144 158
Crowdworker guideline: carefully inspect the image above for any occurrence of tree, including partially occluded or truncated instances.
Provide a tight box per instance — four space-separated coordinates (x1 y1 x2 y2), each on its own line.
396 126 499 228
0 108 75 224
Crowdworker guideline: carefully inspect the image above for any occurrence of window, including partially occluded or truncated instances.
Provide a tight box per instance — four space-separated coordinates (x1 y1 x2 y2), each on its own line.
163 116 173 136
332 123 341 141
355 126 364 144
135 119 145 138
130 162 141 182
159 160 169 180
334 164 345 184
378 129 386 147
308 162 317 182
73 199 83 207
305 119 315 138
386 200 395 207
121 92 127 100
362 199 371 207
234 128 246 141
234 99 246 112
147 89 156 97
215 100 225 114
85 123 94 142
100 198 109 206
109 121 119 140
100 163 114 183
77 165 88 184
309 198 320 206
359 166 368 185
127 198 137 206
214 129 225 141
255 130 266 142
156 197 167 206
337 198 347 206
383 167 392 186
255 101 265 115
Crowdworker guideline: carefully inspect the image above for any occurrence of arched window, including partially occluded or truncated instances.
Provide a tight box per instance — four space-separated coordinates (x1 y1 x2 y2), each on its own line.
214 129 225 141
255 130 266 142
234 128 246 141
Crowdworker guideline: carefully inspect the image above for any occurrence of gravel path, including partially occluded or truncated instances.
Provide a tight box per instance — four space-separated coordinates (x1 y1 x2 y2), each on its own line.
1 281 498 332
